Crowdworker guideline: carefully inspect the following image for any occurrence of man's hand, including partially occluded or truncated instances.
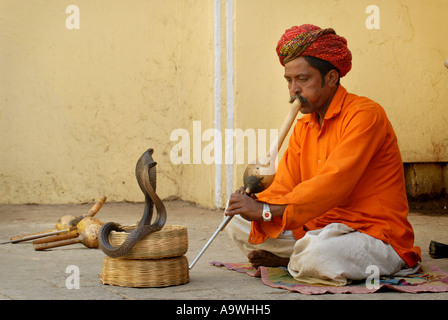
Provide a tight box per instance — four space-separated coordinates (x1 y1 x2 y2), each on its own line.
225 188 263 221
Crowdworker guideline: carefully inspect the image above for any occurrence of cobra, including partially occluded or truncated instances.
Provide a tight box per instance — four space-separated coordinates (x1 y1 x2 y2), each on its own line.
99 148 167 258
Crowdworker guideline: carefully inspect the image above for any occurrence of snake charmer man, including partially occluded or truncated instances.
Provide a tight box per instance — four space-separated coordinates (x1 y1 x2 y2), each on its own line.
224 24 422 286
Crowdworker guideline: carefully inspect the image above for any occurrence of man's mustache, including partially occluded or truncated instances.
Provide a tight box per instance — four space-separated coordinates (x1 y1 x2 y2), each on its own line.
289 95 308 105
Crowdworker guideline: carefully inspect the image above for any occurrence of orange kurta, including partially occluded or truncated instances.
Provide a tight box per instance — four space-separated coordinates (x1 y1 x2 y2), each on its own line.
253 85 421 267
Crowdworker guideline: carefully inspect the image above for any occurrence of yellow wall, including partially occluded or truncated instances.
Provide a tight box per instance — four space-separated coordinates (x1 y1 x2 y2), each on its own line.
0 0 215 205
1 0 447 206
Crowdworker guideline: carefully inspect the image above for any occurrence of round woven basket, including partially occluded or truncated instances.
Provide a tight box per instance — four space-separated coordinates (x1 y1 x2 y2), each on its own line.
100 255 189 288
108 225 188 260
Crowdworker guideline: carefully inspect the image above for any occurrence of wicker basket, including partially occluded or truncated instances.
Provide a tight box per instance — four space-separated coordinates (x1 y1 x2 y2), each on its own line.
108 225 188 260
100 255 189 288
100 225 189 288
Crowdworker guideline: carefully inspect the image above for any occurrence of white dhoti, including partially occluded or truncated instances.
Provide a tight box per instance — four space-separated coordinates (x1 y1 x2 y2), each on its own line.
226 215 419 286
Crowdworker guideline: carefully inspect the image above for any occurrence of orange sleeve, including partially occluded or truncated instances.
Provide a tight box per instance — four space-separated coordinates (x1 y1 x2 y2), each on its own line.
253 103 389 241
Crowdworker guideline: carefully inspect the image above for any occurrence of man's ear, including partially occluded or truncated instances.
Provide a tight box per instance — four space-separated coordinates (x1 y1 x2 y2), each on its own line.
326 69 340 87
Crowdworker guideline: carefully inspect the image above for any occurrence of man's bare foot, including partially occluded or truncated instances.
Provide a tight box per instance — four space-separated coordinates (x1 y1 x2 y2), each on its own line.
248 250 290 269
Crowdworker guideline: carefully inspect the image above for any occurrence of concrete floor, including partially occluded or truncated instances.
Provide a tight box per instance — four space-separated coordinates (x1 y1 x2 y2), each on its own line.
1 200 447 300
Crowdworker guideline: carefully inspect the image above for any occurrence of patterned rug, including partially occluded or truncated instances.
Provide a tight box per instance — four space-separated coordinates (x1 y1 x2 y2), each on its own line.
210 261 448 295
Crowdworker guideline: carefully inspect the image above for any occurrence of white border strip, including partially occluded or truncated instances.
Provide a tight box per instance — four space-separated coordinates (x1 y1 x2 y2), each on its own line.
214 0 222 208
226 0 234 201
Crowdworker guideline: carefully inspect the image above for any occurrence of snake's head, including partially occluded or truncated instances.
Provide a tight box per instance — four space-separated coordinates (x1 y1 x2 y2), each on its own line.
148 161 157 169
136 149 157 175
144 149 156 167
144 149 157 168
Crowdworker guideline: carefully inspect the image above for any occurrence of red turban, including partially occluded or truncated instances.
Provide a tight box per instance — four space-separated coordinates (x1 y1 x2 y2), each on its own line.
276 24 352 78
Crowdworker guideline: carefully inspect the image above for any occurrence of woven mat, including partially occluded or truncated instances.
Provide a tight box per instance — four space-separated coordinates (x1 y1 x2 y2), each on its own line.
210 261 448 295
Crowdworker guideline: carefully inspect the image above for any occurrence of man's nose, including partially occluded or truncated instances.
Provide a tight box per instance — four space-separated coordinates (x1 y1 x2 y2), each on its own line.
289 80 302 97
